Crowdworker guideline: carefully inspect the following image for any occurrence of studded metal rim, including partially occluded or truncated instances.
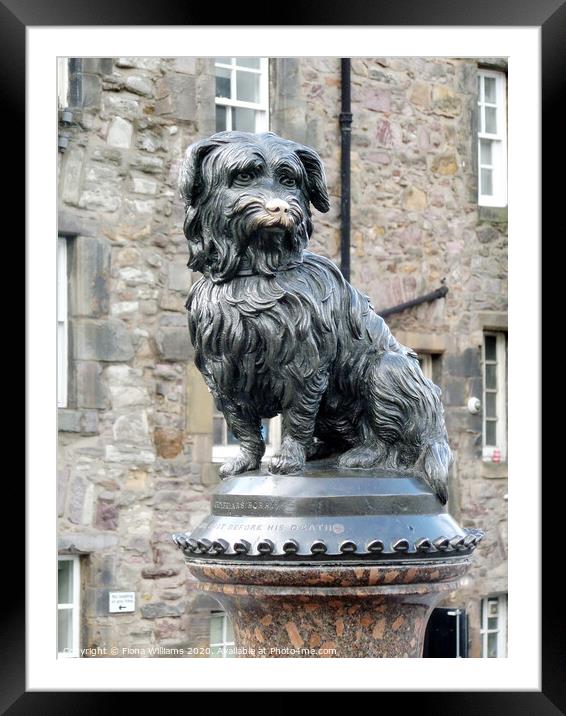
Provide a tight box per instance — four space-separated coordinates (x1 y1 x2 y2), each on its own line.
172 528 484 560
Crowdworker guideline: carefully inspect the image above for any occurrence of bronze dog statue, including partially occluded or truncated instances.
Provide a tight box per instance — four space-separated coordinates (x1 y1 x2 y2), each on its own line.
179 131 452 503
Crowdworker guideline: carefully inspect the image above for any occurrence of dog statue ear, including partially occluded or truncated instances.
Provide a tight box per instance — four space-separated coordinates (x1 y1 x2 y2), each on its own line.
294 145 330 213
178 138 218 206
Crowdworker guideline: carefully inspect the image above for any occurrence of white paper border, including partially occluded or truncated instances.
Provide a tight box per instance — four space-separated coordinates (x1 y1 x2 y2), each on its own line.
28 26 540 691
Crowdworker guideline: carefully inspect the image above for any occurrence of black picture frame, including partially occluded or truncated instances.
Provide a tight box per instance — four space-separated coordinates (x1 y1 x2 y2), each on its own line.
12 0 557 708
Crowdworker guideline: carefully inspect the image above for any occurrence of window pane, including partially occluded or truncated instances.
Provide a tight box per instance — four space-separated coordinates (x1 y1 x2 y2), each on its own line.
488 600 499 617
58 608 73 654
225 617 235 642
485 335 497 361
487 632 498 657
236 58 260 69
236 71 260 104
484 77 497 103
58 560 73 604
210 645 224 657
215 67 231 99
480 139 492 166
215 105 228 133
481 168 493 196
232 107 256 133
210 615 223 643
485 420 497 446
213 417 224 446
227 428 239 445
485 393 497 418
485 364 497 390
485 106 497 134
477 75 481 99
488 617 498 630
215 57 232 66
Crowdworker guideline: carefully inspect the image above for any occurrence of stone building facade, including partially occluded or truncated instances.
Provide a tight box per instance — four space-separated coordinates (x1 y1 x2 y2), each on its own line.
57 56 507 658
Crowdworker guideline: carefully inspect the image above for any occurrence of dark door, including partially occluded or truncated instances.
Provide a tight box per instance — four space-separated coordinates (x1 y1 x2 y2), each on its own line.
423 607 468 657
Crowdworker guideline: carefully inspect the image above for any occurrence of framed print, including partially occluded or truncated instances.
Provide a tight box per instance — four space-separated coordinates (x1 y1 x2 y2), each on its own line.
13 0 556 707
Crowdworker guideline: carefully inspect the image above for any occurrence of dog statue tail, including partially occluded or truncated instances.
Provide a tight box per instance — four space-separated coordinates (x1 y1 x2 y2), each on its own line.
422 439 452 505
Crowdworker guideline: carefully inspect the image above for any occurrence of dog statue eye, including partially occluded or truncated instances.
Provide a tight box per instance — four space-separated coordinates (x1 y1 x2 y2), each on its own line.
234 171 254 184
280 176 297 187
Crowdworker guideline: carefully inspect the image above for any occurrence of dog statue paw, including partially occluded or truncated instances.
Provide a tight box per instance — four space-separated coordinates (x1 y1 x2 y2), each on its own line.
180 131 451 504
268 438 306 475
218 451 262 478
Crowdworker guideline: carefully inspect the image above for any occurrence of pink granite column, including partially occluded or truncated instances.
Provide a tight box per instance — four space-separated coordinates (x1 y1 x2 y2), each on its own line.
188 559 470 658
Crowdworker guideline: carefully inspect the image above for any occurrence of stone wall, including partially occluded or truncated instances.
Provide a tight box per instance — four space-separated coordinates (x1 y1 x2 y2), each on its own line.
58 56 507 657
58 57 219 654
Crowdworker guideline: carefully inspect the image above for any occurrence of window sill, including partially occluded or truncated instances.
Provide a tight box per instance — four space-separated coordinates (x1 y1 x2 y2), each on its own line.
478 205 508 224
481 461 508 479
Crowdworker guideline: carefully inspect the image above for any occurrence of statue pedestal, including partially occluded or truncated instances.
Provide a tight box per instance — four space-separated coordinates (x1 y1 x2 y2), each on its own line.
187 559 470 658
173 461 482 658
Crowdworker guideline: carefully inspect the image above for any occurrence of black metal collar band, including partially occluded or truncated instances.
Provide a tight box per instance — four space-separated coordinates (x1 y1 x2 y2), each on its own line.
233 260 303 277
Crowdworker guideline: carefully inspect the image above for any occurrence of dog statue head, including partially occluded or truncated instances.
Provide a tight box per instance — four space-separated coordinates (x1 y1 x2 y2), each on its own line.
179 131 330 283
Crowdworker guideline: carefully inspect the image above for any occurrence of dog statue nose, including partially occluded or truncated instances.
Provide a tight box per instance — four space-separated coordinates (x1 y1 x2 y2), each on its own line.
265 199 290 214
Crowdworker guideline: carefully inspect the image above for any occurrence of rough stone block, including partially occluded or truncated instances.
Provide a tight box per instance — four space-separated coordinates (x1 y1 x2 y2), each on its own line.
57 467 70 517
76 73 102 108
154 427 184 458
105 365 144 386
95 498 119 531
78 186 121 213
105 445 156 465
141 567 181 579
132 175 158 195
109 386 149 410
113 410 150 444
431 85 462 117
155 327 192 361
402 186 427 211
58 532 119 553
82 58 114 75
141 601 186 619
431 154 459 175
58 409 100 434
174 57 197 74
168 261 190 292
155 74 196 121
58 209 98 237
68 475 88 524
102 94 141 120
129 154 165 174
125 75 154 97
107 117 134 149
71 319 134 362
62 147 84 207
70 236 111 317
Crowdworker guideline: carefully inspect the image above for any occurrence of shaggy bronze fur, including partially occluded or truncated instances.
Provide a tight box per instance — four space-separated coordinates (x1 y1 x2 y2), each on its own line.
180 131 451 503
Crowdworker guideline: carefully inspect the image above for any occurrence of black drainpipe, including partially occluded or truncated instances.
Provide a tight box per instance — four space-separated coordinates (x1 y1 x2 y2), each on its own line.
340 58 352 282
378 285 449 319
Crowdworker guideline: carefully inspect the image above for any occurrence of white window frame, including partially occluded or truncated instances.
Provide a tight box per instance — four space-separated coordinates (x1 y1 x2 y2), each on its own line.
480 594 507 658
57 58 69 109
212 413 282 463
482 331 507 462
58 555 80 658
477 69 507 207
57 237 68 408
418 353 434 381
214 58 269 133
209 611 235 658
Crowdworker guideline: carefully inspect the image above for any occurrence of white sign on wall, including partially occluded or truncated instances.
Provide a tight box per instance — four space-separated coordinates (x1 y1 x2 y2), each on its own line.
109 592 136 613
